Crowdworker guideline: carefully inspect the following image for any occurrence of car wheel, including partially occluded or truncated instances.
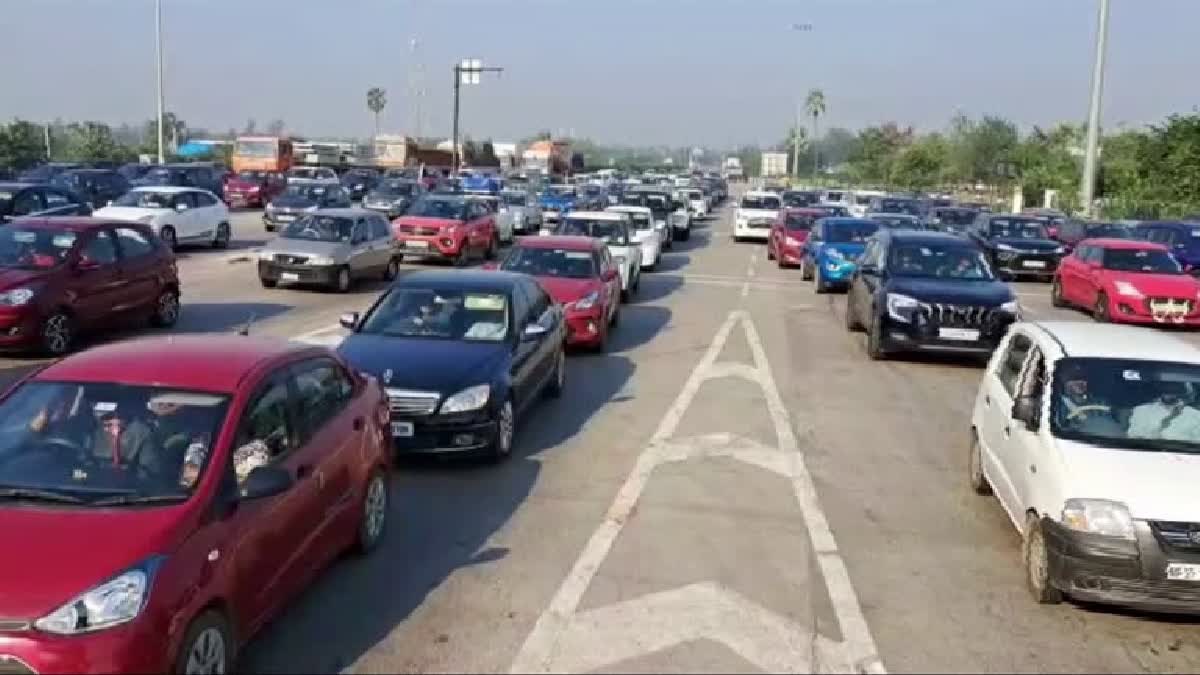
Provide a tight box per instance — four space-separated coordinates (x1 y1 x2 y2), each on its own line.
766 242 776 260
212 222 231 249
800 258 814 281
544 347 566 398
866 313 888 361
264 223 275 233
40 312 74 356
259 277 277 289
1023 512 1063 605
1050 277 1067 308
844 294 864 332
486 235 499 261
489 398 516 461
160 225 178 251
150 287 180 327
1092 291 1110 323
354 470 388 554
382 256 400 281
333 267 352 293
733 235 743 243
174 610 234 675
609 302 620 327
968 432 993 496
814 265 828 294
453 249 471 267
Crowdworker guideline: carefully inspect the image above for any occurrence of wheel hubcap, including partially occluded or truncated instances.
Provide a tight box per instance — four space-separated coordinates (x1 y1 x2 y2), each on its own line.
363 475 386 543
185 627 226 674
44 315 69 353
159 292 179 323
498 402 514 454
1029 532 1048 590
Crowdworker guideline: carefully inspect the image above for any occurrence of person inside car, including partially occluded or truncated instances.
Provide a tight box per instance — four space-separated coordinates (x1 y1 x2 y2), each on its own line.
1127 381 1200 441
1055 363 1122 435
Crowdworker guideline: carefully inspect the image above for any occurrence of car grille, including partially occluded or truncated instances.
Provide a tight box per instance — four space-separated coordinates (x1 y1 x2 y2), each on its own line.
274 254 309 265
1151 521 1200 553
749 219 772 229
0 656 35 675
385 388 440 417
400 224 441 236
1145 298 1193 315
998 252 1057 271
917 303 994 328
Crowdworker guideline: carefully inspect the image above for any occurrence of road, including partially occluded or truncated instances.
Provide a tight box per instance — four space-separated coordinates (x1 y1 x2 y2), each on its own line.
8 204 1200 672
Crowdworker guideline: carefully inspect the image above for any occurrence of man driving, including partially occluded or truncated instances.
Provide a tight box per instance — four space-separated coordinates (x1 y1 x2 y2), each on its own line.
1127 381 1200 441
1056 362 1122 435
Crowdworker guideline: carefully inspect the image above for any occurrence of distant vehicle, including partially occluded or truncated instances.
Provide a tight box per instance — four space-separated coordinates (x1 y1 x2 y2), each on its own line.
17 162 83 183
782 190 820 208
734 191 782 242
51 169 129 208
94 186 231 250
341 168 380 201
0 217 179 353
539 184 579 223
555 211 642 299
223 169 286 208
498 235 621 351
392 194 499 264
577 183 609 211
1055 220 1134 252
1052 238 1200 325
766 207 822 268
820 189 851 210
258 209 399 292
798 217 880 293
362 178 424 219
810 204 851 218
117 162 154 182
498 189 544 235
926 206 980 235
336 269 566 459
678 187 708 219
620 188 686 245
1022 207 1068 239
1134 221 1200 272
133 163 224 196
232 134 295 173
845 229 1019 360
867 213 925 230
606 205 664 270
0 183 93 222
465 193 515 243
868 196 921 216
286 166 339 183
849 190 885 218
969 213 1066 282
263 181 352 232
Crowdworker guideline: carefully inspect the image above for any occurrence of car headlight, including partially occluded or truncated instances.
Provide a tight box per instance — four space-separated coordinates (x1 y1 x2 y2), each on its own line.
824 248 845 262
35 564 155 635
1054 246 1067 255
785 236 802 247
1000 300 1021 316
440 384 490 414
257 250 275 261
0 288 35 306
1114 280 1144 298
137 214 156 224
1061 498 1135 540
886 293 920 322
569 290 600 311
995 243 1016 252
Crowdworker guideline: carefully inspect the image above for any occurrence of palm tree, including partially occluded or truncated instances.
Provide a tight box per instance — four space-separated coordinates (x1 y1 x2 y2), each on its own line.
787 126 808 178
805 89 827 180
366 87 387 139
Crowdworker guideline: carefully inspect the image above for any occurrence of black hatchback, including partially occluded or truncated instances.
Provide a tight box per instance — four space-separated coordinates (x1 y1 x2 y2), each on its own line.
845 230 1020 360
0 183 92 222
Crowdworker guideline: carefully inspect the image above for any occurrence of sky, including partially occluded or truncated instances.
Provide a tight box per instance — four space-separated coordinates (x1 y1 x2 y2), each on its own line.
2 0 1197 148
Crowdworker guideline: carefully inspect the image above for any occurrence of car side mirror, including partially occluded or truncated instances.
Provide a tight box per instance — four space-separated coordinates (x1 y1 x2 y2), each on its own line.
522 323 549 341
238 465 293 501
1012 395 1041 431
339 312 359 329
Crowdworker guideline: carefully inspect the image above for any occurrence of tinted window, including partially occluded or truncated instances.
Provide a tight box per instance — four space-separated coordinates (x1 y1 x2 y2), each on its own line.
741 195 781 210
989 218 1048 239
824 221 878 243
889 242 993 280
193 192 219 207
359 287 510 342
407 197 467 220
291 360 354 440
233 378 296 482
1102 247 1183 274
997 333 1032 397
502 246 596 279
82 231 118 265
369 216 390 240
557 218 630 245
784 213 816 231
11 190 44 216
114 227 155 258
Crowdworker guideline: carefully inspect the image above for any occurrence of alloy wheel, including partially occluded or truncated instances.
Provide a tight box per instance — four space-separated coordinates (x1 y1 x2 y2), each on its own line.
42 313 72 355
362 473 387 547
496 400 515 456
184 627 226 675
155 290 180 326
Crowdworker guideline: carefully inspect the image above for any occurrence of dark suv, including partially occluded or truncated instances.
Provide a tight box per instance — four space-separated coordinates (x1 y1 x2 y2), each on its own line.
133 163 224 196
51 169 130 208
968 212 1066 281
0 217 180 354
845 229 1019 360
0 183 93 222
1055 220 1133 253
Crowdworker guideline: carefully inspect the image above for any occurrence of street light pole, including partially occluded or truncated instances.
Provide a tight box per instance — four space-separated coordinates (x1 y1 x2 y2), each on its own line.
789 23 813 185
1080 0 1111 217
451 59 503 171
155 0 165 164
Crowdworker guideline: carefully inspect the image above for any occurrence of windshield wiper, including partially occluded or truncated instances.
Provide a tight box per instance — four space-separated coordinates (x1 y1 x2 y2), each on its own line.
0 486 85 504
91 493 189 507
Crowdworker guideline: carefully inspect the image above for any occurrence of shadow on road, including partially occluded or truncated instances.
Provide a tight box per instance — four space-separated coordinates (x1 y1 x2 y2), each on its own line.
633 275 685 304
669 228 711 254
175 302 295 334
653 252 691 274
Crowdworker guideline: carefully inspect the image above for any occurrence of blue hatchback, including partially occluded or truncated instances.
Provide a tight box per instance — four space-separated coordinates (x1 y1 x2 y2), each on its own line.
800 218 880 293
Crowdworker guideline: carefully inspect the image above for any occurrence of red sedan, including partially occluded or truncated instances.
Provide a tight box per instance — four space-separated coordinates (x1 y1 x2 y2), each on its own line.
499 235 621 350
392 194 499 265
766 208 822 268
1053 237 1200 325
0 336 391 673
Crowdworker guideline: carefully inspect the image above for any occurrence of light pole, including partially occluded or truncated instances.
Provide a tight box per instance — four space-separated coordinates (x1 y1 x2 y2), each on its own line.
789 23 814 184
1080 0 1110 216
451 58 503 171
155 0 165 164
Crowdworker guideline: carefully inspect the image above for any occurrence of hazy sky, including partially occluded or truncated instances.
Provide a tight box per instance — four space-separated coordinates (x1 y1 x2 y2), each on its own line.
2 0 1197 147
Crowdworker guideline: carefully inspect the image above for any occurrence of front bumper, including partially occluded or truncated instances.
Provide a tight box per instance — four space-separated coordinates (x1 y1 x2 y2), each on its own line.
993 252 1061 277
0 617 168 674
390 410 496 454
258 259 340 285
262 211 307 230
225 190 263 207
0 307 46 350
565 311 606 346
817 260 857 285
1044 518 1200 613
777 243 805 266
879 308 1015 354
394 235 464 259
1103 297 1200 326
734 222 771 240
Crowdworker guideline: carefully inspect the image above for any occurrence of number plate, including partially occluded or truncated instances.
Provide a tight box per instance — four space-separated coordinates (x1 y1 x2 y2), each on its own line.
1167 563 1200 581
391 421 414 437
280 272 299 282
938 328 981 341
405 240 429 249
1022 260 1047 268
276 214 295 222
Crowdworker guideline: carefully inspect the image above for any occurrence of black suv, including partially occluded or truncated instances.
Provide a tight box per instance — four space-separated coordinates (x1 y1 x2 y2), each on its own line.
968 212 1066 281
1055 219 1133 252
0 183 93 222
845 229 1019 360
51 169 130 208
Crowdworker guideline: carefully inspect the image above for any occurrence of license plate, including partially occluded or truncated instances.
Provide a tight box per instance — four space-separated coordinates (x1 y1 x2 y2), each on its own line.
1022 260 1047 268
391 421 414 437
276 214 295 222
280 272 299 282
939 328 981 341
405 240 429 249
1167 563 1200 581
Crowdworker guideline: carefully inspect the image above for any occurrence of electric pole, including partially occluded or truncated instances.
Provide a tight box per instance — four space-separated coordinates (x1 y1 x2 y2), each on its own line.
451 59 504 171
1080 0 1111 217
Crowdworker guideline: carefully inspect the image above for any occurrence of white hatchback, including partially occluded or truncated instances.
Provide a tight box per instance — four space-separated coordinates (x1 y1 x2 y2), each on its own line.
970 321 1200 612
556 211 642 298
95 186 231 250
606 205 663 270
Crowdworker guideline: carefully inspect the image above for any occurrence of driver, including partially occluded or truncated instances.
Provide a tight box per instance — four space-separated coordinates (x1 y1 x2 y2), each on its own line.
90 407 156 470
1056 363 1122 435
1128 381 1200 441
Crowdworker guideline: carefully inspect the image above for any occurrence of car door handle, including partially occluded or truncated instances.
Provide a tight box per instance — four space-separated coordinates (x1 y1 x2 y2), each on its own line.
1002 426 1011 438
984 394 991 406
353 416 364 431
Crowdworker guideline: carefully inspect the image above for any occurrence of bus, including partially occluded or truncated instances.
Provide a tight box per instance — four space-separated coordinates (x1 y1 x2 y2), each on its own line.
232 136 295 173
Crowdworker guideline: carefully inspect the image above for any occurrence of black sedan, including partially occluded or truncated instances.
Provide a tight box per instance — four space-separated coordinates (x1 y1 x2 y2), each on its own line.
845 230 1020 360
337 270 566 460
341 168 380 201
362 178 423 219
0 182 92 222
968 213 1066 281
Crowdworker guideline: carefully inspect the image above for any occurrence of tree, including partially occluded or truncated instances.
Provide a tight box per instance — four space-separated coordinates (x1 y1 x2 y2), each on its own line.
478 140 499 167
890 134 948 190
805 89 827 179
0 120 47 169
846 123 912 185
947 115 1018 185
366 87 387 138
785 126 807 178
266 119 285 137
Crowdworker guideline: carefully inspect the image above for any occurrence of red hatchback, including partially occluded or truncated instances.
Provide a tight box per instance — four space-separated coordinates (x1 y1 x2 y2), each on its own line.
1053 238 1200 325
0 336 391 674
0 217 180 355
222 170 284 209
498 236 621 350
392 194 499 265
767 208 822 268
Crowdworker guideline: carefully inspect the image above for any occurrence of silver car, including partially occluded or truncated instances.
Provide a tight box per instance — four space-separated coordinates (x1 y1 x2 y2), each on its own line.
499 189 544 235
257 208 400 292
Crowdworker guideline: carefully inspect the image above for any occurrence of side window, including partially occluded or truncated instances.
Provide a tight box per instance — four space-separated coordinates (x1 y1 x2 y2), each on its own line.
291 359 355 442
525 279 551 322
114 227 155 259
172 193 194 210
351 219 368 243
996 333 1033 398
1089 247 1105 265
11 190 45 216
81 231 119 265
1016 348 1047 421
194 191 218 207
232 378 296 483
42 189 72 208
370 216 390 240
511 283 531 328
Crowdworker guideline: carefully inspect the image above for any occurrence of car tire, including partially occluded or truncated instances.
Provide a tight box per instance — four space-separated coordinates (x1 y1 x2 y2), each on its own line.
844 296 864 332
264 223 275 233
609 302 620 327
1092 291 1110 323
1050 277 1067 308
544 347 566 398
212 222 231 249
1023 512 1063 605
333 266 352 293
680 227 690 241
40 311 74 356
814 265 828 294
174 610 235 675
260 277 277 289
866 314 888 361
150 287 180 328
733 235 743 243
382 256 400 281
799 258 813 280
486 235 499 261
354 470 388 555
766 243 775 260
488 398 516 462
160 225 178 251
968 433 993 496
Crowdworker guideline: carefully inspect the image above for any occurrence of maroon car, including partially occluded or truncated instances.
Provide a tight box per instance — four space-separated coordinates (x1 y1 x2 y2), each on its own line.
223 170 284 209
0 217 180 355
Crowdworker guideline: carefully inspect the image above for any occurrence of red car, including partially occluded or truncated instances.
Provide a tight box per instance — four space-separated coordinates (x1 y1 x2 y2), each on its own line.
766 208 823 268
222 170 284 209
0 217 180 355
1052 237 1200 325
392 194 499 265
497 235 620 350
0 335 391 673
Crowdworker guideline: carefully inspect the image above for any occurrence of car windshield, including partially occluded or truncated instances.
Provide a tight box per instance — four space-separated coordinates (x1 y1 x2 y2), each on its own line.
932 208 978 226
642 195 670 214
824 221 878 243
281 184 328 200
407 197 467 220
141 168 181 184
990 218 1047 239
558 218 629 245
375 181 415 197
626 213 652 230
501 192 527 206
877 199 919 214
872 215 921 229
582 185 604 196
889 243 994 280
0 382 229 502
234 139 276 157
1102 248 1183 274
0 226 77 269
113 190 174 208
783 191 819 207
281 215 354 242
502 246 596 279
1050 358 1200 453
742 195 781 210
359 287 510 342
546 186 576 198
785 214 816 231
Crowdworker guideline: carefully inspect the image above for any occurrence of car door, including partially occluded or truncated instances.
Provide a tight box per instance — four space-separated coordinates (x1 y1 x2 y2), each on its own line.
980 331 1034 520
850 239 881 326
170 191 200 240
523 278 559 394
111 226 164 315
43 188 90 216
368 215 394 270
1077 246 1106 307
8 189 45 219
69 229 129 326
804 222 823 267
1007 346 1048 517
347 219 373 276
509 283 539 409
190 190 224 239
599 247 620 308
1057 245 1086 304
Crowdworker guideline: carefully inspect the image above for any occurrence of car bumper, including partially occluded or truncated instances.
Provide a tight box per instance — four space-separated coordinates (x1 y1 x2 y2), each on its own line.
0 620 167 674
0 308 45 349
390 410 496 454
993 254 1060 276
394 235 463 259
258 260 341 285
880 312 1013 354
565 311 606 346
225 191 264 207
817 262 856 285
1103 298 1200 326
262 212 305 229
734 224 771 240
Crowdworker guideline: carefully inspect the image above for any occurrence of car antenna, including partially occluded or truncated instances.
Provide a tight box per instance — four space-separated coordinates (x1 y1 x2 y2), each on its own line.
237 313 255 337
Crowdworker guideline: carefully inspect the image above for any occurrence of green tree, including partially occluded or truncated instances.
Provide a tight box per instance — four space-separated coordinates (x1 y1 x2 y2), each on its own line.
847 123 912 184
0 120 47 169
947 115 1019 185
890 134 948 190
1015 123 1084 211
804 89 826 179
366 87 386 138
58 122 126 163
479 140 499 167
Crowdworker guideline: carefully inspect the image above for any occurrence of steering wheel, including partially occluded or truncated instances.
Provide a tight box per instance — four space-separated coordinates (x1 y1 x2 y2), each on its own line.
1067 404 1112 421
40 435 85 454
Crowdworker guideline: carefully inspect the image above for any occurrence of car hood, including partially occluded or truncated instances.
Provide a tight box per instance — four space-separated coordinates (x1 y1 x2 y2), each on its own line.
270 195 318 209
991 237 1061 252
536 277 601 304
887 277 1014 306
261 237 348 257
395 216 462 229
1101 272 1200 297
819 242 866 258
1058 438 1200 522
337 334 508 395
0 505 183 617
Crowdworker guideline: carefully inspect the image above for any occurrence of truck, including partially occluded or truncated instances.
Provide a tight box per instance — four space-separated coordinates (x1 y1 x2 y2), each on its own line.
232 135 295 173
760 152 788 179
723 156 745 182
522 139 572 179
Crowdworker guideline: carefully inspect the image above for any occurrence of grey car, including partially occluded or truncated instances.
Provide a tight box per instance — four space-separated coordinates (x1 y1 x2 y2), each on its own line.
499 189 544 235
257 208 400 292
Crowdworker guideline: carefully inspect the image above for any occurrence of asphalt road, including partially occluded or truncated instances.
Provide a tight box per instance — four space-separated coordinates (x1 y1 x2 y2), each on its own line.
8 202 1200 673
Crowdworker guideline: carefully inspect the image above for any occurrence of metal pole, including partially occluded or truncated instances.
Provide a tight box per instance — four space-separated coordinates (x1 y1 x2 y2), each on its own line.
155 0 165 164
811 111 820 182
451 66 461 171
1080 0 1110 217
43 124 51 161
791 99 801 181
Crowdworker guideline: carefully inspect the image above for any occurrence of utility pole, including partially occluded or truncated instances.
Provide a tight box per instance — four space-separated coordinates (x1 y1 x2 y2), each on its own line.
451 59 504 171
155 0 165 164
1080 0 1110 217
43 124 51 161
791 100 802 181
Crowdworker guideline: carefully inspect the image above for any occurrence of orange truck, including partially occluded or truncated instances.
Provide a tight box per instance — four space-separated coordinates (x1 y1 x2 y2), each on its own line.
231 135 295 173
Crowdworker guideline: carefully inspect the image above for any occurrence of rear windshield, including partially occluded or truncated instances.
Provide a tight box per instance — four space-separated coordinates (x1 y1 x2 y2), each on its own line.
741 195 781 210
1103 248 1183 274
824 221 878 243
501 246 595 279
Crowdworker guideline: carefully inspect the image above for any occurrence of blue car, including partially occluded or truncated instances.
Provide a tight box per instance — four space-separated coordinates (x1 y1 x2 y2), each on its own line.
1135 221 1200 272
459 172 501 194
799 217 880 293
539 184 578 223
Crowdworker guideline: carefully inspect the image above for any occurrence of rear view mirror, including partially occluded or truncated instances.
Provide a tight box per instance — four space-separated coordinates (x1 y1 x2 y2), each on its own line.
1012 395 1041 431
339 312 359 329
238 465 293 501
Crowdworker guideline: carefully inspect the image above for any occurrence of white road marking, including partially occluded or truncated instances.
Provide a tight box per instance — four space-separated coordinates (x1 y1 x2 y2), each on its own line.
510 310 883 674
291 323 348 346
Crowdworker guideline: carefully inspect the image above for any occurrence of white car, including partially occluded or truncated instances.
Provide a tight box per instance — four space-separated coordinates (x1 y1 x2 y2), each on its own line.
94 186 231 250
970 321 1200 611
820 189 851 211
849 190 885 218
734 191 782 242
680 188 708 219
287 166 339 183
465 193 514 243
607 205 663 270
556 211 641 298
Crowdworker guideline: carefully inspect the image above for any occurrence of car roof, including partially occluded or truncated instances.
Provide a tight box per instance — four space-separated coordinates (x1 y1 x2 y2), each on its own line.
884 229 971 244
1085 237 1164 250
784 207 827 215
1029 321 1200 364
565 211 626 220
7 216 138 232
607 205 651 213
129 185 198 194
517 235 600 251
395 269 525 292
34 335 322 393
